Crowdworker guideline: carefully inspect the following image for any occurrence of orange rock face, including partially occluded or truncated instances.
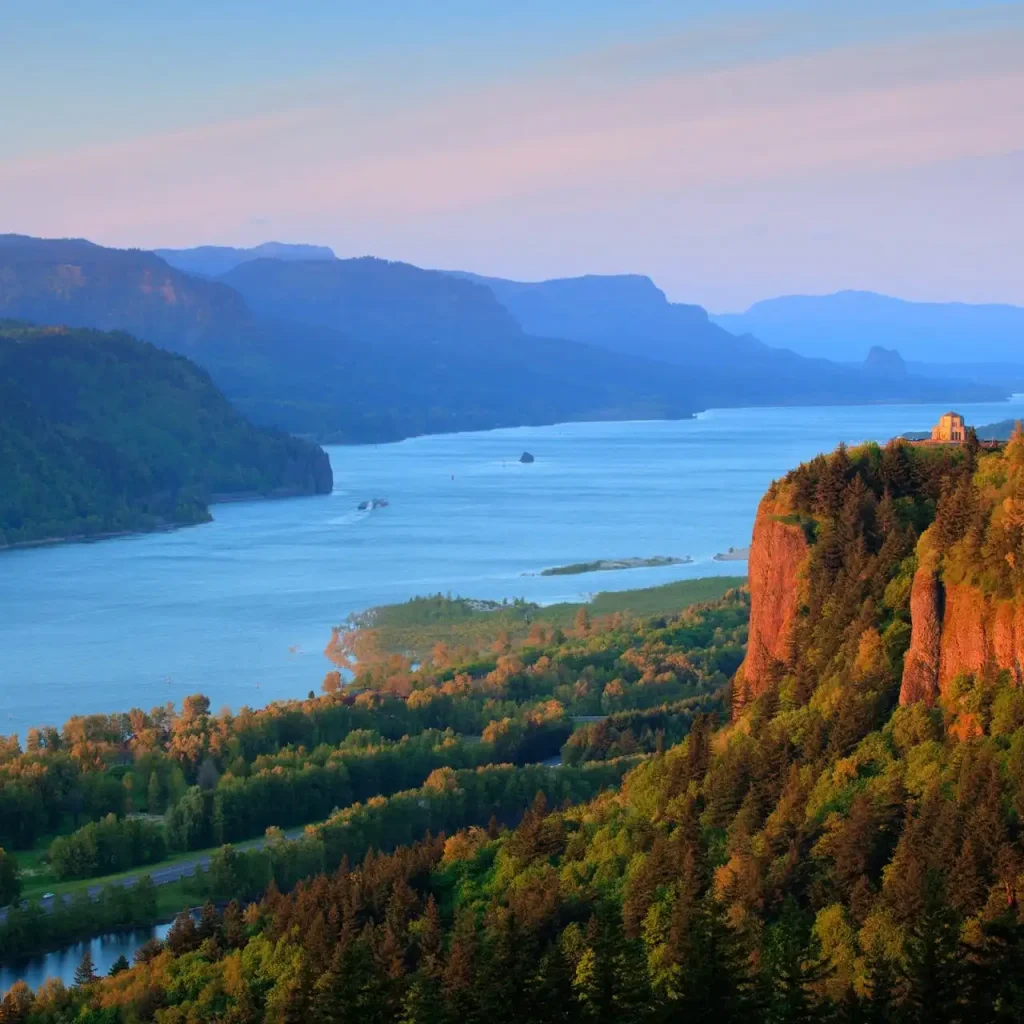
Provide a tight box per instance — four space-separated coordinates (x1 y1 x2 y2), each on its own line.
899 558 943 705
899 564 1024 705
733 494 809 714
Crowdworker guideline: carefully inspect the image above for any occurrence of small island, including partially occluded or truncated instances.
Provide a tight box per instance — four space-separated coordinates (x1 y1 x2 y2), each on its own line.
713 546 750 562
537 556 690 577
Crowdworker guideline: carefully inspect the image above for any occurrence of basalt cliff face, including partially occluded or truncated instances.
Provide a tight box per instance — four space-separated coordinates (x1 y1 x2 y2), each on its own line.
899 559 1024 704
733 437 1024 718
732 493 809 713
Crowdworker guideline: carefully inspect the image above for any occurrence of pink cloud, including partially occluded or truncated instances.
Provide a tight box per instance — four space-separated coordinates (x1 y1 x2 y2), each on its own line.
0 21 1020 307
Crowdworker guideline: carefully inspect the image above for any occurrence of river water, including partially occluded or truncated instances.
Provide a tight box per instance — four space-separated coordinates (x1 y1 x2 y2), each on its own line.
2 400 1023 745
0 924 171 993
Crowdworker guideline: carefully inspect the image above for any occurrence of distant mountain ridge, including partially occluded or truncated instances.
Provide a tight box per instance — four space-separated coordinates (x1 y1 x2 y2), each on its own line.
154 241 336 278
0 237 704 442
712 289 1024 363
451 270 1004 408
0 235 1008 445
976 418 1024 441
453 270 768 367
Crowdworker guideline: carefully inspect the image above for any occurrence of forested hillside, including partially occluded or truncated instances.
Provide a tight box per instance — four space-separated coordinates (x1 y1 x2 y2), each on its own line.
0 589 745 964
0 322 332 547
6 437 1024 1020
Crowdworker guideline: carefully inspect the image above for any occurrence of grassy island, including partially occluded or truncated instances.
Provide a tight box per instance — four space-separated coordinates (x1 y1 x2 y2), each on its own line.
537 555 689 576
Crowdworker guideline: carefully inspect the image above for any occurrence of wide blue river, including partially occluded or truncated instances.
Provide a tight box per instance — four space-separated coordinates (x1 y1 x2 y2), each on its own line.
2 400 1022 745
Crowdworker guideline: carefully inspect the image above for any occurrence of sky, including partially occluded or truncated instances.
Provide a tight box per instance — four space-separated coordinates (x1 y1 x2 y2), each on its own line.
1 0 1022 311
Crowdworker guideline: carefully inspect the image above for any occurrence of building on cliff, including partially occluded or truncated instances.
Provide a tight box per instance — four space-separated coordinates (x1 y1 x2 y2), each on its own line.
905 411 1001 448
931 411 966 443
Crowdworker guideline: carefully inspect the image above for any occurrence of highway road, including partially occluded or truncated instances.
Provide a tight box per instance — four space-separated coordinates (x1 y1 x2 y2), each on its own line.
0 747 593 924
0 827 305 923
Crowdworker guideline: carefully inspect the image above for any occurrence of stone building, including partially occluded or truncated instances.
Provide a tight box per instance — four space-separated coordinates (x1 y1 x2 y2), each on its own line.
931 411 966 443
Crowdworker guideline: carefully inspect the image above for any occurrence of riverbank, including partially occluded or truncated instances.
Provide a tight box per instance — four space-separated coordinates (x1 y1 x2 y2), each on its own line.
0 489 333 553
0 520 192 553
330 575 747 666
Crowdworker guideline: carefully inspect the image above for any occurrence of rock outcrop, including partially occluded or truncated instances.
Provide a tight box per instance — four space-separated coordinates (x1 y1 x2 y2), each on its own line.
732 493 810 713
899 561 1024 704
734 440 1024 718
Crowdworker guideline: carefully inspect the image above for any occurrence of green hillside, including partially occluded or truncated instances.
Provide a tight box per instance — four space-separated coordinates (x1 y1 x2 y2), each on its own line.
0 322 332 547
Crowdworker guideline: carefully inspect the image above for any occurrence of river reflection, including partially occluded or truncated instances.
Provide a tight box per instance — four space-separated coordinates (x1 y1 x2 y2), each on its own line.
0 924 170 993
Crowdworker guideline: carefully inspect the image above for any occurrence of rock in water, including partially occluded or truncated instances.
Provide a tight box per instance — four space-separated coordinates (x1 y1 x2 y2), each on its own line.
519 451 535 463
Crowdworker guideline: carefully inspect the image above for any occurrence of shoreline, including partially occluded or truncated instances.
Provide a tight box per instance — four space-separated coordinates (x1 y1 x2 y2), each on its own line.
313 392 1024 448
0 488 328 554
532 555 691 577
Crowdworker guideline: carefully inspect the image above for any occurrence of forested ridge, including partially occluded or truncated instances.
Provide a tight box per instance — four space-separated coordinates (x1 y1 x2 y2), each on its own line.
5 436 1024 1020
0 322 332 547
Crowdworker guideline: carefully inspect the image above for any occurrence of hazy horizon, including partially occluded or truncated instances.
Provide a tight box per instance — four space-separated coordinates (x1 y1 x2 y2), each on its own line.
3 1 1023 309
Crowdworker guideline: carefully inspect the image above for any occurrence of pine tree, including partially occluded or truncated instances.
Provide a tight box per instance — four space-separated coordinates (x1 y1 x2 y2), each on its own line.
659 895 754 1022
948 836 987 918
74 948 99 986
898 901 964 1024
442 907 477 1021
279 951 316 1024
475 907 520 1024
962 916 1024 1020
108 954 130 976
861 940 898 1024
521 945 575 1024
758 908 833 1024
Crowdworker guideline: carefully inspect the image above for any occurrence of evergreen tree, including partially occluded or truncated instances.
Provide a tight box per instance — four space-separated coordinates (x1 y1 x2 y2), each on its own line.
660 895 755 1023
758 908 833 1024
898 901 964 1024
74 948 99 986
861 941 899 1024
108 954 130 976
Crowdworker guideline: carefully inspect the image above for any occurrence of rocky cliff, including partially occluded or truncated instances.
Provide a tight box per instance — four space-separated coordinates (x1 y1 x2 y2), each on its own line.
732 492 810 713
899 554 1024 704
732 436 1024 719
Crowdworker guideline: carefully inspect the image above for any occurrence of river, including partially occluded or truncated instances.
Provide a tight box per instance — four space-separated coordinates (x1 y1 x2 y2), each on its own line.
0 924 171 993
2 400 1022 744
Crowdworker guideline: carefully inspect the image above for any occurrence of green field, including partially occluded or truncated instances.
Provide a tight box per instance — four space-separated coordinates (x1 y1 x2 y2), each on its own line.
342 575 747 662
